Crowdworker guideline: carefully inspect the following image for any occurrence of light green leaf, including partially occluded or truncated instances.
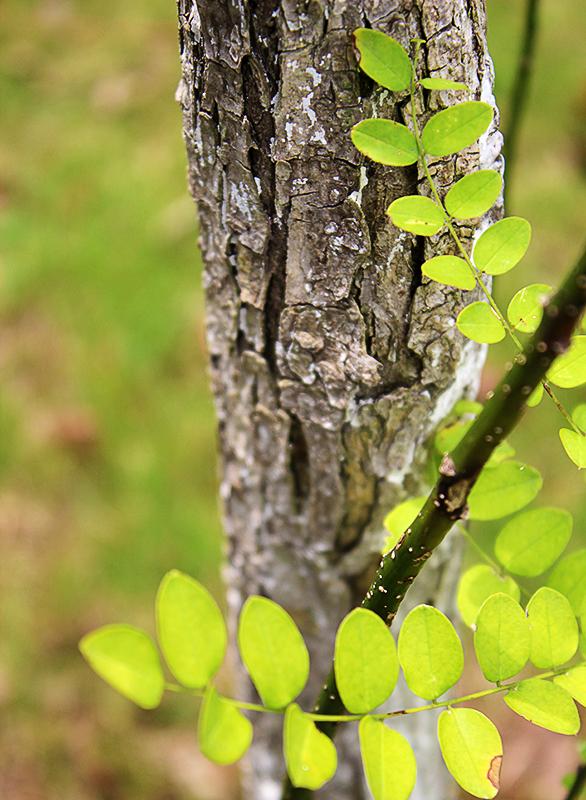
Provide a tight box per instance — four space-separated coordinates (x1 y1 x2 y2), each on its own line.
156 570 227 689
359 717 417 800
444 170 502 220
454 399 484 416
351 119 418 166
422 255 476 290
507 283 552 334
547 336 586 388
421 101 493 157
527 383 544 407
198 686 253 765
474 593 530 682
555 665 586 707
79 624 165 709
283 704 337 790
457 302 506 344
353 29 412 92
504 678 580 735
435 420 473 454
238 596 309 709
559 429 586 468
527 587 578 669
420 77 468 91
438 708 502 799
335 609 399 713
488 439 517 465
457 565 520 628
494 507 573 577
387 195 445 236
467 461 542 521
473 216 531 275
382 495 426 552
397 605 464 700
573 404 586 431
548 549 586 614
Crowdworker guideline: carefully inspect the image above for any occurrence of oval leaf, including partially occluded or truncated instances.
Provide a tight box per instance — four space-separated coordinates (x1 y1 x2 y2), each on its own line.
351 119 418 166
387 195 445 236
422 255 476 290
554 665 586 707
444 170 502 220
473 217 532 275
457 302 506 344
335 609 399 713
547 336 586 388
359 717 417 800
156 570 227 689
238 596 309 709
354 29 412 92
504 678 580 735
398 605 464 700
527 383 544 407
438 708 502 799
507 283 552 334
198 686 253 765
283 704 337 790
421 101 493 157
79 624 165 709
527 587 578 669
474 593 530 682
467 461 542 521
494 507 573 577
383 495 426 552
457 565 520 628
559 428 586 468
420 77 468 91
547 549 586 614
573 404 586 431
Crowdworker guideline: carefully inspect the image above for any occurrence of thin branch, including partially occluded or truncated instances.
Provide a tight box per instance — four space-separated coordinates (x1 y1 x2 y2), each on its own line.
565 764 586 800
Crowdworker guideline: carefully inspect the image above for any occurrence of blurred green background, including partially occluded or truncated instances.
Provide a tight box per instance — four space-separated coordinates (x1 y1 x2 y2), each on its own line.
0 1 584 799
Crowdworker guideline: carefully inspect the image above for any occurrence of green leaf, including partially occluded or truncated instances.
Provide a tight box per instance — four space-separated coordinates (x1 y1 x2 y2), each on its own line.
383 495 426 552
444 170 502 220
353 29 412 92
504 678 580 735
435 420 473 454
473 217 532 275
283 704 337 790
359 717 417 800
156 570 227 689
457 565 520 628
467 461 542 521
79 624 165 709
547 549 586 614
335 609 399 713
527 587 578 669
397 605 464 700
438 708 502 799
387 195 445 236
507 283 552 334
421 101 493 157
457 302 506 344
547 336 586 388
526 383 544 407
559 429 586 468
198 686 253 765
454 399 484 416
555 665 586 707
474 593 530 682
573 404 586 431
422 255 476 290
238 596 309 709
494 507 573 577
351 119 418 166
420 77 468 91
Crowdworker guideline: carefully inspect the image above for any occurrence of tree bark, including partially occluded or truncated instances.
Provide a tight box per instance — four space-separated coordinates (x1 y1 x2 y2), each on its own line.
176 1 502 798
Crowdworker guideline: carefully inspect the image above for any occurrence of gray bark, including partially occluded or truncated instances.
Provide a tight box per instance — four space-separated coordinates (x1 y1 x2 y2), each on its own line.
176 1 502 798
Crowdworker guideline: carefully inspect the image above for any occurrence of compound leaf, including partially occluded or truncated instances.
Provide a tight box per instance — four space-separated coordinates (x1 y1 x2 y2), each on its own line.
351 119 418 166
504 678 580 735
198 686 253 765
444 170 502 220
354 28 412 91
284 704 337 790
547 549 586 614
467 461 542 521
420 77 468 91
547 336 586 388
457 565 520 628
474 593 530 682
473 217 532 275
421 101 493 157
494 507 573 577
383 495 426 552
422 255 475 290
559 429 586 468
527 587 578 669
554 665 586 707
438 708 502 799
457 302 506 344
387 195 445 236
507 283 552 334
359 717 417 800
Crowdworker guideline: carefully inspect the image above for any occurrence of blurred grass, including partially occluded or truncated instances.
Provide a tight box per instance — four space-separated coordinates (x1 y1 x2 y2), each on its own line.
0 1 584 799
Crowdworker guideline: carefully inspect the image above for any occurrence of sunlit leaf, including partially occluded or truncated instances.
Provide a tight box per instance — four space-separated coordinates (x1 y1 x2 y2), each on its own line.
473 217 531 275
547 549 586 614
573 404 586 431
547 336 586 388
559 429 586 469
457 302 506 344
238 596 309 709
156 570 227 688
494 507 573 576
383 495 426 552
283 704 337 790
504 678 580 735
438 708 502 799
387 195 445 236
335 609 399 713
454 399 484 416
420 77 468 91
526 587 578 669
79 624 165 709
354 29 412 91
526 383 544 407
397 605 464 700
444 170 502 220
555 665 586 707
507 283 552 334
198 686 253 765
457 565 520 627
359 717 417 800
422 255 476 290
467 461 542 521
474 593 530 682
351 119 418 166
421 101 493 157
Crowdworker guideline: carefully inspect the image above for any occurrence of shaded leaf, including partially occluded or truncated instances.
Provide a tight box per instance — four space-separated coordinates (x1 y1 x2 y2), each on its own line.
457 302 506 344
359 717 417 800
494 507 573 577
573 404 586 431
420 77 468 91
444 170 502 220
283 704 337 790
474 593 530 682
559 429 586 468
387 195 445 236
198 687 253 765
351 119 418 166
421 101 493 157
422 255 476 290
468 461 542 521
547 336 586 388
438 708 502 799
507 283 552 334
547 549 586 614
526 587 578 669
383 495 426 552
435 420 473 454
354 29 412 92
473 217 532 275
527 383 544 407
457 565 520 628
504 678 580 735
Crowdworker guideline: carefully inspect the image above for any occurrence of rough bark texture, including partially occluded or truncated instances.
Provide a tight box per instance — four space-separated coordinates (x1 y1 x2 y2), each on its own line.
176 1 502 798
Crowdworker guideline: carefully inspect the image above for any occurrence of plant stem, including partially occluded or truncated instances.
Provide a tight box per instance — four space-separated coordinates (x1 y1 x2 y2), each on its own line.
565 763 586 800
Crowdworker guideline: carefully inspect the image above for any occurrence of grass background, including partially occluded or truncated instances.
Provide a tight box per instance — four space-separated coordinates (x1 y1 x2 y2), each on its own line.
0 1 584 798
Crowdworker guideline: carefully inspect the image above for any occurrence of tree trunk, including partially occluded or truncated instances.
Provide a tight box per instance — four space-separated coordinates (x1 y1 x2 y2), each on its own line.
176 1 502 798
